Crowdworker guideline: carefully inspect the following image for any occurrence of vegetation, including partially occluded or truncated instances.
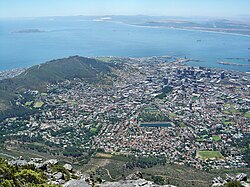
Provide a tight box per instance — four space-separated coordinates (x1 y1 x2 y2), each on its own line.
198 151 224 160
0 157 55 187
33 101 44 108
212 135 222 141
0 56 111 116
63 146 84 157
126 156 166 169
155 86 173 99
50 164 70 181
168 113 177 117
234 133 250 167
0 105 38 122
139 107 169 122
224 180 241 187
244 112 250 118
152 175 168 185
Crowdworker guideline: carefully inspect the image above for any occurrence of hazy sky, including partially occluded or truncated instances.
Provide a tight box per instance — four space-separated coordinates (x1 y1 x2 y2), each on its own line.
0 0 250 18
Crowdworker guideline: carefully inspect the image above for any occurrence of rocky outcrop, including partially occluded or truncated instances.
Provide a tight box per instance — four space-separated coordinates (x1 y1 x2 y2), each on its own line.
64 163 73 172
99 178 176 187
125 171 143 180
212 173 249 187
8 157 77 185
63 179 91 187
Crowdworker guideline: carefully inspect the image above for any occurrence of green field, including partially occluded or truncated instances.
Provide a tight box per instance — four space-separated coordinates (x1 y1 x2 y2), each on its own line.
196 138 205 142
222 109 238 115
212 135 221 141
244 113 250 118
90 128 97 133
25 101 33 106
223 121 235 125
198 151 224 160
33 101 44 108
168 113 177 117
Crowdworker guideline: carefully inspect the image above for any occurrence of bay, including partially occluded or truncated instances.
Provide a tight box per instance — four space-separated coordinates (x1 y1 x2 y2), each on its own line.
0 18 249 71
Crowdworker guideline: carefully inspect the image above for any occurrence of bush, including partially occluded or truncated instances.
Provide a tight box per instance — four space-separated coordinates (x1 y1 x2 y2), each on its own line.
224 181 242 187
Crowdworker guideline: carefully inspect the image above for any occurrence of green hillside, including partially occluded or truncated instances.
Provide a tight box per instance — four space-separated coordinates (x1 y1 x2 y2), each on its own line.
0 56 111 112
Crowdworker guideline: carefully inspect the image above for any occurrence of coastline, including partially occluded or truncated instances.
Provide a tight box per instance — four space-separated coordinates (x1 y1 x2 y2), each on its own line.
125 23 250 38
1 19 249 72
102 20 250 38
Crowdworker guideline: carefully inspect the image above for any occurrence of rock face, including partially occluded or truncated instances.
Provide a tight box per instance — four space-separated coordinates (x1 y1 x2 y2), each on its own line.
125 171 143 180
36 159 58 171
8 159 28 166
63 179 91 187
54 172 64 180
236 173 248 182
212 173 249 187
99 179 176 187
64 163 73 171
44 159 58 165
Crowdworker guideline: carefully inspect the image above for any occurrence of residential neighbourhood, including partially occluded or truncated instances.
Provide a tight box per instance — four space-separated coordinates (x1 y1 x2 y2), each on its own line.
1 56 250 171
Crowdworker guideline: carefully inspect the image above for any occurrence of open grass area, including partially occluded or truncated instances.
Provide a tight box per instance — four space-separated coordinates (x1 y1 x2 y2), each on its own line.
143 164 215 187
33 101 44 108
198 151 224 160
90 127 97 133
25 101 33 106
55 99 63 103
81 157 215 186
179 122 186 128
222 109 239 115
223 121 235 125
95 153 113 159
169 113 177 117
244 113 250 118
94 152 130 162
212 135 221 141
70 101 78 105
196 138 205 142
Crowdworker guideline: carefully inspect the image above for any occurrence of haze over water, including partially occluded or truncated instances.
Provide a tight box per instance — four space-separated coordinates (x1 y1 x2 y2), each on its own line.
0 18 249 72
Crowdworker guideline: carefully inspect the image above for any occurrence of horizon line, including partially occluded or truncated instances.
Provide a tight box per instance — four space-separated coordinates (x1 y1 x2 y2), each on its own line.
1 14 249 20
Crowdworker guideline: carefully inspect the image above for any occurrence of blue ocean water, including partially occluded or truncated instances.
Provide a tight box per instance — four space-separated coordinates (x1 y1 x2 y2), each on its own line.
0 18 249 71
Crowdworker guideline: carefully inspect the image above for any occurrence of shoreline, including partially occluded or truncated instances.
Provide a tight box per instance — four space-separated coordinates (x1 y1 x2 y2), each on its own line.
0 55 249 74
122 22 250 38
1 56 249 80
100 20 250 38
1 20 249 72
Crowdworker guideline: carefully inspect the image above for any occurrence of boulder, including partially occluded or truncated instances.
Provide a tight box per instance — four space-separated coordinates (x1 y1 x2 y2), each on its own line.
236 173 247 181
225 174 234 182
8 159 28 167
63 163 73 171
63 179 91 187
44 159 58 165
125 171 143 180
99 179 176 187
54 172 64 180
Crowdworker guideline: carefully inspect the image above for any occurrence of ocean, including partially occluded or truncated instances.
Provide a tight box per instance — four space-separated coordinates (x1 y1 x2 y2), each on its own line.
0 18 249 72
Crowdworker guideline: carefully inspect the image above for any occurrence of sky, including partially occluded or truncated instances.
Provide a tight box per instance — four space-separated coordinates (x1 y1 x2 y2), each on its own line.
0 0 250 18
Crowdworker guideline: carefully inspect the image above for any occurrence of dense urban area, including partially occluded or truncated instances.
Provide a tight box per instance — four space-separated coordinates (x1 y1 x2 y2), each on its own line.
0 56 249 186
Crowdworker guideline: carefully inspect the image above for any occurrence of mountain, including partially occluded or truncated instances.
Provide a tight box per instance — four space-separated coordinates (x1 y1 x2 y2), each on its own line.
0 56 111 111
